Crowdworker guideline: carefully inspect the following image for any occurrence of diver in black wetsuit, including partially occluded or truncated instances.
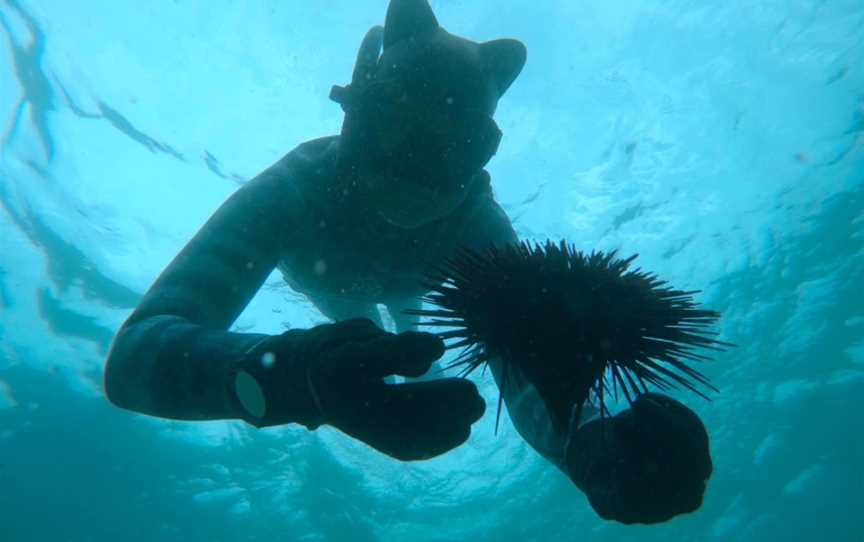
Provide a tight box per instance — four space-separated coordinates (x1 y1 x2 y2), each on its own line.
104 0 710 524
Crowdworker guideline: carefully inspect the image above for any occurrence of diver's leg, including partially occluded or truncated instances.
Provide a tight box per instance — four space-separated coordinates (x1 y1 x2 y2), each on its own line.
386 297 441 382
386 297 421 334
309 295 384 328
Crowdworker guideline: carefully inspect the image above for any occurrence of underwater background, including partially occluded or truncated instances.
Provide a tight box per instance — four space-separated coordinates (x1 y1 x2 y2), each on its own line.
1 0 862 541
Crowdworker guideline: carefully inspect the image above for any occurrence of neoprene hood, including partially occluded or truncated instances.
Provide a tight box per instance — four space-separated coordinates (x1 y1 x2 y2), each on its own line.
331 0 527 184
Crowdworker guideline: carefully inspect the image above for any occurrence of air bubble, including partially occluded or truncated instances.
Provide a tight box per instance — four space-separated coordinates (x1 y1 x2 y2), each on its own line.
261 352 276 368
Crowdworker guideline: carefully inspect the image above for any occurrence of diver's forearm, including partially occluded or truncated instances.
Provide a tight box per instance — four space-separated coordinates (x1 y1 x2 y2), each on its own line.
475 198 576 464
105 315 267 420
487 356 598 472
487 357 568 468
105 156 302 418
127 160 298 330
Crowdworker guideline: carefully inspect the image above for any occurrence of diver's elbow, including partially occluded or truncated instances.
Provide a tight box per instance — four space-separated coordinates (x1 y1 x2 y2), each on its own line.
103 338 137 411
102 320 159 413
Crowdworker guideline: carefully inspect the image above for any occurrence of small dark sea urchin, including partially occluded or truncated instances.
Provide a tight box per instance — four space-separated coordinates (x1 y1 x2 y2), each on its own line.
410 241 731 432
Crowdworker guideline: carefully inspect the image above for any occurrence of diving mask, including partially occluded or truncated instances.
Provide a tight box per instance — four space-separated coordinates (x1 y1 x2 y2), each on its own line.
333 77 502 189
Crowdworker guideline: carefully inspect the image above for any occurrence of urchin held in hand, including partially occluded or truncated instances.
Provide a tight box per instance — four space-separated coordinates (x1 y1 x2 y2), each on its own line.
409 240 731 431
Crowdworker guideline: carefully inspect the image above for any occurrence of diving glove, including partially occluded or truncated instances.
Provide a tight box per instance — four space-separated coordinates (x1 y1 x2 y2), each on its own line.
565 393 712 524
231 318 486 461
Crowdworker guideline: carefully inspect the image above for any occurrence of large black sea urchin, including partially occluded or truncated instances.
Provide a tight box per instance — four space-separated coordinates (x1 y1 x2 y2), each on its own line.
409 241 730 432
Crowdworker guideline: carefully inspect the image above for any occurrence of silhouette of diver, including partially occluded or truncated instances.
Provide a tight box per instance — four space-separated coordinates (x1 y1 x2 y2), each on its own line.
104 0 710 524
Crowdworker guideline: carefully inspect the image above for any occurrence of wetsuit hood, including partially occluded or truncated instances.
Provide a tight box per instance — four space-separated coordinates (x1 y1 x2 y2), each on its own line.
331 0 527 188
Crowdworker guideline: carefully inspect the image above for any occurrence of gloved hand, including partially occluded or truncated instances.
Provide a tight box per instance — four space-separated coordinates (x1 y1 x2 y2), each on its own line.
231 318 486 461
565 393 712 524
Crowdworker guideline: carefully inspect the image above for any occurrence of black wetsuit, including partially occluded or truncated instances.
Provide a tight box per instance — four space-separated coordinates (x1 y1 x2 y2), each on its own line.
104 134 591 471
275 136 510 328
104 0 709 524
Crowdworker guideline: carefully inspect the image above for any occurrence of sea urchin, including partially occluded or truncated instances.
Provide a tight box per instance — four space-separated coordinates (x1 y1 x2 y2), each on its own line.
410 241 730 432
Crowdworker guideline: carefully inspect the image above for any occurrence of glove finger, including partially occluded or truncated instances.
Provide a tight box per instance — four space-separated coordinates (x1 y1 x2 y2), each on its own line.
387 378 486 424
631 393 706 447
315 318 385 344
339 331 445 379
333 378 485 461
304 318 387 366
379 379 485 460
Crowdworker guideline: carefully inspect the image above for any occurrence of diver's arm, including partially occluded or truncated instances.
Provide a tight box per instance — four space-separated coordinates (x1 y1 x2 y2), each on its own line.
469 191 595 470
471 194 712 523
104 156 300 421
104 156 485 462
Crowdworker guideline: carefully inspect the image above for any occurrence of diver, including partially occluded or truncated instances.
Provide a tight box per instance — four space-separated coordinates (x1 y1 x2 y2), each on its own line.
104 0 710 524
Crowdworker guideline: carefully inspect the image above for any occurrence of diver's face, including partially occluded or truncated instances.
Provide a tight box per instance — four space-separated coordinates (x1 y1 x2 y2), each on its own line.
352 77 501 228
343 33 505 228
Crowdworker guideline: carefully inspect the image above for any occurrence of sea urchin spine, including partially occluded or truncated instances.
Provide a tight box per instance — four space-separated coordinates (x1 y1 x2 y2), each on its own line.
409 241 730 432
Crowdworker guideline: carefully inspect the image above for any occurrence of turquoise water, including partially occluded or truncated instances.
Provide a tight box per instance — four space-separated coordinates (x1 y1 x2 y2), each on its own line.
1 1 862 540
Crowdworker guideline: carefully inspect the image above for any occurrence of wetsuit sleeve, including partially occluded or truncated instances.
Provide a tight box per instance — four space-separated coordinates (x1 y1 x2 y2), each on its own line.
466 185 596 471
103 155 305 421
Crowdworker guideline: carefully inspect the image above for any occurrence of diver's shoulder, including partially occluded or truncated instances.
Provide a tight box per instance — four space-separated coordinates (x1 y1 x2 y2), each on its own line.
233 137 340 229
458 169 517 246
472 169 493 194
260 136 340 182
289 136 341 167
466 169 500 209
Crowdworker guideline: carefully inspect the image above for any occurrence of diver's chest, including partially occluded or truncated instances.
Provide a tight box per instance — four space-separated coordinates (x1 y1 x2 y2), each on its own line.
281 218 457 300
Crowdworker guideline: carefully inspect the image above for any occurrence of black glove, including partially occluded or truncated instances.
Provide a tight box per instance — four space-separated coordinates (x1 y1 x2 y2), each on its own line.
565 393 712 524
231 318 486 461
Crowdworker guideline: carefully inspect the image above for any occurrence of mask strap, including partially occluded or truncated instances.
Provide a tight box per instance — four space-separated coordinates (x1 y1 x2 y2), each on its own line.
329 84 354 112
331 25 384 113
